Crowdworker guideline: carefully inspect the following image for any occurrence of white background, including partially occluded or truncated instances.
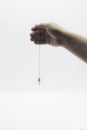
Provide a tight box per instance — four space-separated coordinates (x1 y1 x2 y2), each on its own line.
0 0 87 130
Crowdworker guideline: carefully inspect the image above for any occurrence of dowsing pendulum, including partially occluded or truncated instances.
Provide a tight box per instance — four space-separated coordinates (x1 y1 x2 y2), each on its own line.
38 45 41 86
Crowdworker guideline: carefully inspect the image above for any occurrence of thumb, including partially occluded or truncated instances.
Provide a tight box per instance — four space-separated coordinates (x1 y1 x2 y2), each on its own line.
47 28 60 38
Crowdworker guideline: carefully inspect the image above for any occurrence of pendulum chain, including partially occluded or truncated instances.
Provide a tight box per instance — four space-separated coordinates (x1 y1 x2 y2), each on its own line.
38 45 41 86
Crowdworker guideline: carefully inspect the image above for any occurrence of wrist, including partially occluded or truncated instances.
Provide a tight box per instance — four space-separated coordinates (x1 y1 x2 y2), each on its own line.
56 29 68 46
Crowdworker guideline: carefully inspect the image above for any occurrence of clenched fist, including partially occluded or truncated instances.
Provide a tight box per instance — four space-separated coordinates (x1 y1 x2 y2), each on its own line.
30 23 66 47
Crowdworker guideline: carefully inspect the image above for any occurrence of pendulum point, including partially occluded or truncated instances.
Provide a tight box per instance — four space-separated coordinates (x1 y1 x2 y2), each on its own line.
38 78 40 82
38 77 41 86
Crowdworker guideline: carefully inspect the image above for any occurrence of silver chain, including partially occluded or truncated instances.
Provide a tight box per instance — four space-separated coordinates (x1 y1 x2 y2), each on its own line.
38 45 41 86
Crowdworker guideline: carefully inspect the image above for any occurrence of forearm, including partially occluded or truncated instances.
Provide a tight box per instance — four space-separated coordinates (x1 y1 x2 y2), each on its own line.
62 31 87 62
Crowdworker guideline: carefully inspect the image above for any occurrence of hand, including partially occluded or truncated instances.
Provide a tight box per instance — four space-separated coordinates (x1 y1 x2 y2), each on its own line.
30 23 66 47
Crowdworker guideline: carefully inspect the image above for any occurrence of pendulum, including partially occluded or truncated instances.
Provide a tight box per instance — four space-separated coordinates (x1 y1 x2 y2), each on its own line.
38 77 40 84
38 45 41 86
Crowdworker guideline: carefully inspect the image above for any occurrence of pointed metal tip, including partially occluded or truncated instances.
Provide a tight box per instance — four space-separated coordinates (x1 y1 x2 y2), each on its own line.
38 78 40 82
38 78 41 86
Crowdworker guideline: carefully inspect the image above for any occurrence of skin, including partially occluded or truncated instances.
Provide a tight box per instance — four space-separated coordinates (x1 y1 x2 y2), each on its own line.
30 23 87 63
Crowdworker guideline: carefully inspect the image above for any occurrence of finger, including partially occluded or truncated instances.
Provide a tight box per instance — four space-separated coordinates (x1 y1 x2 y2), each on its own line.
34 40 46 44
31 36 46 43
34 40 42 44
31 24 47 31
31 26 39 31
30 37 35 41
30 32 35 37
30 30 41 37
31 35 46 44
30 35 39 42
30 30 46 41
30 37 42 44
